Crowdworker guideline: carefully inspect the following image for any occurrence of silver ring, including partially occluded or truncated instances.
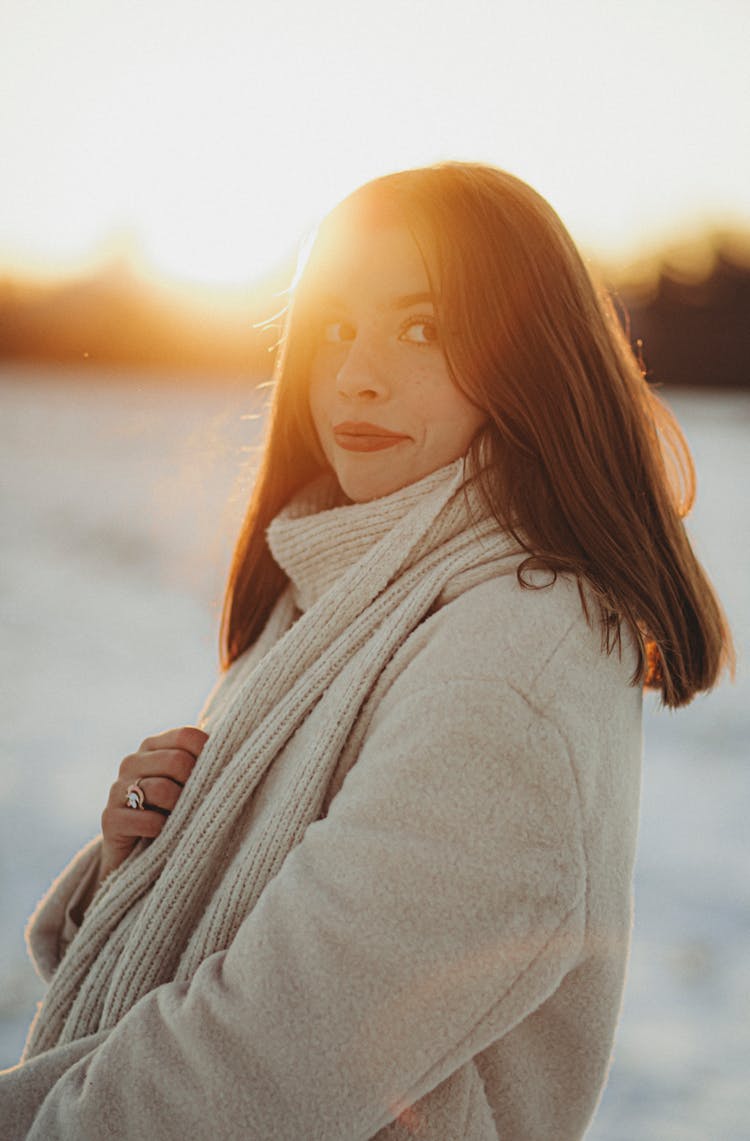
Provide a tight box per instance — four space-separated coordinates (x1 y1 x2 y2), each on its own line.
125 780 146 810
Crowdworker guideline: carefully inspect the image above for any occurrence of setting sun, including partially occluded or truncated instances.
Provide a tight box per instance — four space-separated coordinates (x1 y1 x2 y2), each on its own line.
1 0 748 288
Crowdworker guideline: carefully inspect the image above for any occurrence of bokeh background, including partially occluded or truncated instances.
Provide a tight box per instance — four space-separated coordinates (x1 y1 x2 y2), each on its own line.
1 2 748 1137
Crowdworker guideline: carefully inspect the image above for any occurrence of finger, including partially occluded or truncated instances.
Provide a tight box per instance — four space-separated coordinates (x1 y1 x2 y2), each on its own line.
102 805 167 842
120 748 198 786
121 775 183 814
109 775 182 815
138 727 209 757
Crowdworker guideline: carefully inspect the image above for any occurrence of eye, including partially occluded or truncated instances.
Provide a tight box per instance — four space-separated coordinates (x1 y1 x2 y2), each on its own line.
399 317 439 346
321 319 356 344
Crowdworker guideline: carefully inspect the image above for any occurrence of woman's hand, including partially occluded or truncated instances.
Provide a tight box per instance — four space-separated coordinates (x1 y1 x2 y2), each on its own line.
99 727 208 881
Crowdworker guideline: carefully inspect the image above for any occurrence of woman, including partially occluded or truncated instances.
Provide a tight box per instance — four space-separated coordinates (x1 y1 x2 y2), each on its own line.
2 162 732 1139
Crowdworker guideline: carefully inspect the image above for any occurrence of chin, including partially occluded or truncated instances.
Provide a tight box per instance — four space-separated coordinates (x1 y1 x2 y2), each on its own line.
326 450 393 503
339 477 406 504
333 464 411 504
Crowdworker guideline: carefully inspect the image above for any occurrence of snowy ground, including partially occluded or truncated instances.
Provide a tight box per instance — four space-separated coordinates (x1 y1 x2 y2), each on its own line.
1 366 748 1139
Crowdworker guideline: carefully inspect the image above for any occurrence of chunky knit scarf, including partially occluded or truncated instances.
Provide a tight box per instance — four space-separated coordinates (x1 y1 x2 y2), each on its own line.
25 459 517 1059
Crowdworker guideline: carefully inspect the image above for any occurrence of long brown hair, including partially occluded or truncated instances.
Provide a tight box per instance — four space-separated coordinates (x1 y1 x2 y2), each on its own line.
221 162 733 708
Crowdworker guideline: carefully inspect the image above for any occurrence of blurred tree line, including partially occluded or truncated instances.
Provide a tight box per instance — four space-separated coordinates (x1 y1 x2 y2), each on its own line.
606 235 750 388
0 234 748 386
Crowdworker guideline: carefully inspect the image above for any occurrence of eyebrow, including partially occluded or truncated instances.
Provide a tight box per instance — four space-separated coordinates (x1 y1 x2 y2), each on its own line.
388 291 435 311
320 290 435 313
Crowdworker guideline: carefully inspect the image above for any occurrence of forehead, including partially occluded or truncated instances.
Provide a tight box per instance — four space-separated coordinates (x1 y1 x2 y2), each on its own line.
307 217 438 308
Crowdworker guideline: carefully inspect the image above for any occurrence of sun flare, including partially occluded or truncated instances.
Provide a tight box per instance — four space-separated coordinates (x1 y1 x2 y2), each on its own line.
1 0 747 290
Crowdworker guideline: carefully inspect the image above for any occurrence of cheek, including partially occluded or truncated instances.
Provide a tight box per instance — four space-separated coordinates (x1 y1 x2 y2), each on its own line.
308 367 328 429
307 371 337 467
308 348 343 413
441 404 487 457
407 374 486 445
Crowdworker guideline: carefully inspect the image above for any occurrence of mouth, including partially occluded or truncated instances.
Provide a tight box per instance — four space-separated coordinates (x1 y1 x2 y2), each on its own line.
332 421 411 453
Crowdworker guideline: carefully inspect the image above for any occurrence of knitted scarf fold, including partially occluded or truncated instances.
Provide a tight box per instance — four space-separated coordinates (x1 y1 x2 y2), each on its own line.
25 460 517 1059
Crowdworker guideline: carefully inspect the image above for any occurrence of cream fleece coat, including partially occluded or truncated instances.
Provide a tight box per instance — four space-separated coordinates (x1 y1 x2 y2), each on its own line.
2 464 642 1139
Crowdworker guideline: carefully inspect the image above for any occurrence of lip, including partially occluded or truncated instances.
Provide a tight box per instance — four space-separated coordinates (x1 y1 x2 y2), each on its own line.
332 421 411 453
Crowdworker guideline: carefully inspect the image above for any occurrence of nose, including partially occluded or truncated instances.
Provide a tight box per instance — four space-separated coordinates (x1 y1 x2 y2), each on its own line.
335 335 389 402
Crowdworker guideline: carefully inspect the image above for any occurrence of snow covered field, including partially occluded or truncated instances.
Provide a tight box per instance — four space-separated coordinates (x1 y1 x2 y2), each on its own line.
1 366 748 1138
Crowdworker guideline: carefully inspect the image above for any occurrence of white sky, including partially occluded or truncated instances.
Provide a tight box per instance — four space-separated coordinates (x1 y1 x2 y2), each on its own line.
1 0 748 285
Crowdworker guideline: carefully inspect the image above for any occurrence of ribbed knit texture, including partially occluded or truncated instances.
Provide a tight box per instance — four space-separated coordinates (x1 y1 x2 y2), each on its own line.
24 460 517 1059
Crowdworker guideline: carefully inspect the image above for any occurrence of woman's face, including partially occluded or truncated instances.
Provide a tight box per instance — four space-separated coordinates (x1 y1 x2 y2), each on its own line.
308 223 486 503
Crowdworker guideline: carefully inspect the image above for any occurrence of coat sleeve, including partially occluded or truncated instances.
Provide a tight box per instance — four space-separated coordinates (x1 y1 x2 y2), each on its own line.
2 678 587 1141
1 1031 109 1138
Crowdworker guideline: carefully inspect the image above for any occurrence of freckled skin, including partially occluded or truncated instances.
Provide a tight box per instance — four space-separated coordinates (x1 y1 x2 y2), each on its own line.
309 226 487 503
